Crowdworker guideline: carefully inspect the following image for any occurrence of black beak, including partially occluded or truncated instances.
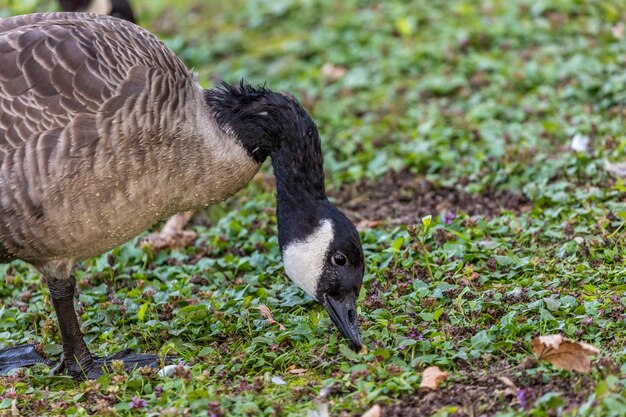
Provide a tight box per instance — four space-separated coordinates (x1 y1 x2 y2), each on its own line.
323 292 362 352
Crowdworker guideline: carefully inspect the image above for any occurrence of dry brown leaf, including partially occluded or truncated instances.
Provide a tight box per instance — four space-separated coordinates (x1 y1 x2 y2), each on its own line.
287 364 307 375
360 344 368 354
497 376 517 390
361 404 381 417
419 366 448 390
257 305 286 330
356 219 382 232
497 376 518 397
142 211 197 250
531 334 599 373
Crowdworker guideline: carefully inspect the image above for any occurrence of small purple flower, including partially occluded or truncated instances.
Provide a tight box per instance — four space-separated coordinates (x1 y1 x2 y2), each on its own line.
173 361 191 380
442 212 456 225
517 387 531 411
371 340 383 349
129 396 147 409
236 381 252 393
207 401 222 417
407 326 424 341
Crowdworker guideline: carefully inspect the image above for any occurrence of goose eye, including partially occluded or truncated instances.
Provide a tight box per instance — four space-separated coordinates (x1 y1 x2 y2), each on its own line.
331 252 347 267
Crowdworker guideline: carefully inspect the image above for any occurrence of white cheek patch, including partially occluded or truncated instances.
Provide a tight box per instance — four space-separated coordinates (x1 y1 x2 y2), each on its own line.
87 0 113 15
283 219 334 298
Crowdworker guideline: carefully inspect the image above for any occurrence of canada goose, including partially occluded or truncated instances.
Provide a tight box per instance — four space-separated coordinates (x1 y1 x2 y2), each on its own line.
0 13 364 379
58 0 135 22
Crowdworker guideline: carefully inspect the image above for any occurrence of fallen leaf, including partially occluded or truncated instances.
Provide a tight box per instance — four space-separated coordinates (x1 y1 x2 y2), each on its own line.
289 368 306 374
497 376 518 397
497 376 517 390
287 364 307 375
419 366 448 390
356 219 382 231
362 404 382 417
360 344 368 354
258 305 286 330
321 63 347 80
531 334 599 373
142 211 197 250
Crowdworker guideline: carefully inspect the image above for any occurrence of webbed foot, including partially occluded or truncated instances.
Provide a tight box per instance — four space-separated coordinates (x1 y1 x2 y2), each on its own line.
0 344 46 375
67 349 164 380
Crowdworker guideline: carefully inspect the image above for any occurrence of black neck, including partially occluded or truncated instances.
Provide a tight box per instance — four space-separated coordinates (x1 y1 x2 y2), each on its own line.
205 82 328 243
272 126 328 245
271 121 326 205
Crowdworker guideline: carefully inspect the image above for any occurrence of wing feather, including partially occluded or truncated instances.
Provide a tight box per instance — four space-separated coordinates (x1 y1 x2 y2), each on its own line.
0 12 192 156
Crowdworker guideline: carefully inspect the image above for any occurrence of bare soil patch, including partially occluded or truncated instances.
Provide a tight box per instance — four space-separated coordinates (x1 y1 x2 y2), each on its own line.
331 171 530 226
381 371 594 417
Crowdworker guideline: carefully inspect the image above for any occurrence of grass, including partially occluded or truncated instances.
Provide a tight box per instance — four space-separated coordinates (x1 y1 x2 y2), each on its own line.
1 0 626 415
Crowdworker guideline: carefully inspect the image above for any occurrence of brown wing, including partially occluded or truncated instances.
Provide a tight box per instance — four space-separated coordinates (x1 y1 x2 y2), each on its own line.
0 13 195 260
0 12 191 156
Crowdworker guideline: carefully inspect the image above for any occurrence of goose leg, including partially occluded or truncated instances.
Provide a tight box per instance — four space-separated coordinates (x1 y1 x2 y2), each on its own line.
48 276 95 379
48 276 163 380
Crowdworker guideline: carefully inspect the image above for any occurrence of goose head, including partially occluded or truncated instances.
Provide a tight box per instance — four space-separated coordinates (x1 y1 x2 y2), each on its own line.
206 83 365 351
280 202 364 351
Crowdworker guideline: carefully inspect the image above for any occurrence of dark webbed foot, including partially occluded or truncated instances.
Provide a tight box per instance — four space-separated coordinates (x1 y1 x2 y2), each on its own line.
65 349 164 380
46 275 167 380
0 344 46 375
